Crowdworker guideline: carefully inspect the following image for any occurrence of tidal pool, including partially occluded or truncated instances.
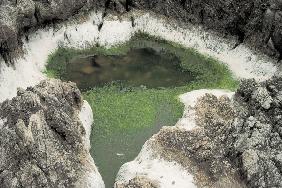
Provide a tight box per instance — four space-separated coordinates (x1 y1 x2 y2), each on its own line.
45 34 238 187
65 48 195 90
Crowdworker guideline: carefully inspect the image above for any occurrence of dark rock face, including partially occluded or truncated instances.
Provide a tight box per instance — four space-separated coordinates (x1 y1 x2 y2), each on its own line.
128 0 282 58
156 77 282 188
233 77 282 187
2 0 282 63
1 0 282 62
0 0 106 63
0 79 100 188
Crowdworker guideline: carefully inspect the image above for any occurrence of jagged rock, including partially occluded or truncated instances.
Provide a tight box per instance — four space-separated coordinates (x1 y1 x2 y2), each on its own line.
128 0 282 57
155 93 242 186
158 76 282 187
252 87 273 109
2 0 282 60
232 76 282 187
116 77 282 188
0 0 107 62
0 79 104 188
115 90 244 188
107 0 127 13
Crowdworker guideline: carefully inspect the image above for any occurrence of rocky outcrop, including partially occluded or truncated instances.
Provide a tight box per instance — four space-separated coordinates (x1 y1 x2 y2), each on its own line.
127 0 282 58
2 0 282 62
157 77 282 187
232 77 282 187
116 77 282 188
0 0 106 63
155 94 244 187
115 90 242 188
0 79 104 188
115 176 160 188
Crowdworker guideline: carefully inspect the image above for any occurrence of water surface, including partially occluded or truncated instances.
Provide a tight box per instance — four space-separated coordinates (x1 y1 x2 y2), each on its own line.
65 47 195 90
46 36 238 188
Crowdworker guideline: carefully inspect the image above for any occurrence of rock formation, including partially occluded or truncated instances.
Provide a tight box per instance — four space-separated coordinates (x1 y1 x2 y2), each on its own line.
1 0 282 62
128 0 282 58
116 76 282 188
115 176 160 188
0 0 106 62
0 79 104 188
0 1 281 187
232 77 282 187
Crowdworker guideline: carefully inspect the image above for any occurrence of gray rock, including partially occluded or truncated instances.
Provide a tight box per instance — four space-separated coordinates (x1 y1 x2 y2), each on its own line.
115 176 160 188
2 0 282 61
233 76 282 187
0 79 102 188
241 149 260 181
155 94 243 187
126 0 282 57
149 76 282 188
0 0 107 63
252 87 273 109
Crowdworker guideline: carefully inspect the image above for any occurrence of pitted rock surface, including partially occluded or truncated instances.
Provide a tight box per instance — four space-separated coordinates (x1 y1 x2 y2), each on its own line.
0 79 99 188
154 77 282 187
0 0 106 62
2 0 282 61
115 176 160 188
156 94 243 187
233 77 282 187
128 0 282 58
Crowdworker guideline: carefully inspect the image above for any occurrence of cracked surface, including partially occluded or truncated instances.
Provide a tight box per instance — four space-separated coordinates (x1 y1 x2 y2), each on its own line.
0 79 102 188
0 0 106 62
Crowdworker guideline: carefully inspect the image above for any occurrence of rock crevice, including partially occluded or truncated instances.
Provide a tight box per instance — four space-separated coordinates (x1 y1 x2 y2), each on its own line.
0 79 104 188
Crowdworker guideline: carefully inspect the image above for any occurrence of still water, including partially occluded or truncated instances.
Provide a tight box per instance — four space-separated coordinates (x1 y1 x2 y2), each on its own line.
56 39 202 187
65 47 195 90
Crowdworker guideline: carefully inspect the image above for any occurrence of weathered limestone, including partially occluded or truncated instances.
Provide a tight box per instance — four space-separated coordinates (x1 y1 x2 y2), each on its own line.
0 79 104 188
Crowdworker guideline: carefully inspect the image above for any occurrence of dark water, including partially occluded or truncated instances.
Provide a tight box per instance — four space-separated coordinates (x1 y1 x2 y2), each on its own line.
65 48 195 90
46 36 236 188
90 101 179 188
61 43 196 188
65 46 193 188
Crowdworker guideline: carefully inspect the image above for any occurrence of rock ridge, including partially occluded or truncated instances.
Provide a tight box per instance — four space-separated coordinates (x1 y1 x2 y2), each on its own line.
122 0 282 59
0 79 104 188
1 0 282 63
115 77 282 187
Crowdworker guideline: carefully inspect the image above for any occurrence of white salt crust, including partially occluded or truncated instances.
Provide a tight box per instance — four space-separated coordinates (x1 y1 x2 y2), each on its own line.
176 89 234 131
79 100 105 188
115 89 233 187
0 10 277 102
116 141 196 188
0 9 278 187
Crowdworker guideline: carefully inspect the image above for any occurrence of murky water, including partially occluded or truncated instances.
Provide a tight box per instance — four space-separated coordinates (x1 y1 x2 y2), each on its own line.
87 95 181 188
64 45 192 187
48 37 235 188
65 47 195 91
71 46 190 187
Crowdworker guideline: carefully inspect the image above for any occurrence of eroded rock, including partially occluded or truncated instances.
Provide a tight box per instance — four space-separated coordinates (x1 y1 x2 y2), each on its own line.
0 0 107 62
116 77 282 188
127 0 282 57
2 0 282 60
115 176 160 188
0 79 104 188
